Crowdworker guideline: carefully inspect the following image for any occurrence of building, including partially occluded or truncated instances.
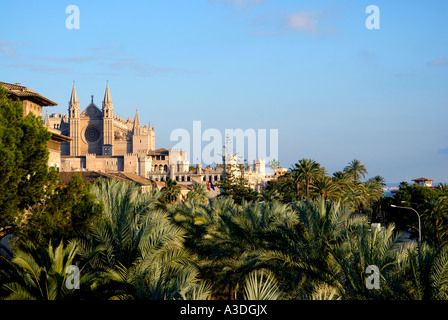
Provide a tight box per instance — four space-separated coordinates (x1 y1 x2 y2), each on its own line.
45 84 274 194
1 81 71 171
46 84 190 176
411 177 435 187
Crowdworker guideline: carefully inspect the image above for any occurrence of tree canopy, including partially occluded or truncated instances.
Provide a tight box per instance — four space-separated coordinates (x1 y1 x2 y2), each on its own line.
0 86 58 236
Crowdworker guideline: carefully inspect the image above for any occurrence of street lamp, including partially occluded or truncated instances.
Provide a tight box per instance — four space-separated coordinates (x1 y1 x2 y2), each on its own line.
390 204 421 242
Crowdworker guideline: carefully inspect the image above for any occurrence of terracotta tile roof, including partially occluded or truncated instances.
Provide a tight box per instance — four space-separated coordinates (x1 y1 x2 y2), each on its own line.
114 172 154 186
148 148 169 155
1 81 57 106
58 171 127 185
411 177 435 182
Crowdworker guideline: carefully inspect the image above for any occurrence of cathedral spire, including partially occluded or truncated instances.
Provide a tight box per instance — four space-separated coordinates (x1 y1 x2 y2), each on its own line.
102 84 113 118
68 84 80 118
134 109 140 126
103 84 112 105
69 84 79 106
133 108 140 134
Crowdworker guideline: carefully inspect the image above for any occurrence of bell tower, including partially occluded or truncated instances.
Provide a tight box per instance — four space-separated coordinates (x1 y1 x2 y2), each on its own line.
102 84 114 155
68 84 81 156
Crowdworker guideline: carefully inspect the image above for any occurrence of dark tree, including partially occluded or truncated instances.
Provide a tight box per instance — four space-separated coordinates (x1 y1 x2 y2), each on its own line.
13 172 103 248
0 86 58 236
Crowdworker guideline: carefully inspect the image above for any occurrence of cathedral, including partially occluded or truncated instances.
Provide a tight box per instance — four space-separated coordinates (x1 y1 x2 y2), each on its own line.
44 83 273 192
45 84 189 178
2 80 274 196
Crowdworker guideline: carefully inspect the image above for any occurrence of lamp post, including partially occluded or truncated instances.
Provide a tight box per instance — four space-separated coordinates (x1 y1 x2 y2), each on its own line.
390 204 421 242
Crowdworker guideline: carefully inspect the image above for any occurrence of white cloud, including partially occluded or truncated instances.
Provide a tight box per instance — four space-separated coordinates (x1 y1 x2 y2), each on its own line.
286 12 319 34
212 0 265 12
428 57 447 67
251 7 340 36
0 40 20 57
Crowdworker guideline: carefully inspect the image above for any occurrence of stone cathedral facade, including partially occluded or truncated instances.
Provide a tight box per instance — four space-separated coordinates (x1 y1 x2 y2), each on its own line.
45 84 189 177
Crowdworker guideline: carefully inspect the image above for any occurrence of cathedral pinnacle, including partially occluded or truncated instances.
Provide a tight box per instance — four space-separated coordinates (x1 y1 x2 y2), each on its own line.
69 84 79 106
103 84 112 105
133 108 141 134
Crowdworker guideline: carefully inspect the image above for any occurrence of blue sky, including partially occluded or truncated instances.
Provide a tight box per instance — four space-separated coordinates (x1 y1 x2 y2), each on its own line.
1 0 447 184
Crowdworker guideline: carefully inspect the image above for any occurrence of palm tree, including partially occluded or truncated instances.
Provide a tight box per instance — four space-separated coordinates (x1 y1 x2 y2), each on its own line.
193 198 296 299
438 183 448 195
421 195 448 248
332 170 355 203
313 176 341 201
253 197 353 298
344 159 368 183
161 179 182 204
259 189 283 203
404 243 448 299
291 159 326 200
344 181 369 214
333 223 413 299
1 240 103 300
243 269 282 300
78 178 204 300
186 183 208 203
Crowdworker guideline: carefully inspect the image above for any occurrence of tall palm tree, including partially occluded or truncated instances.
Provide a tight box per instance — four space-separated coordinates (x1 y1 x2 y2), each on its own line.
313 176 341 201
161 179 182 204
421 195 448 248
186 183 208 203
344 159 368 183
291 159 326 200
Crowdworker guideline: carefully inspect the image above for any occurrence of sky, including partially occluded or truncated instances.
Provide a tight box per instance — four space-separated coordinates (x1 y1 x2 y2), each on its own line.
0 0 447 184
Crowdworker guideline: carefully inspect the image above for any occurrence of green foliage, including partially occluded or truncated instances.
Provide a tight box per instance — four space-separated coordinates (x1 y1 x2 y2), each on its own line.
14 173 103 248
1 240 101 300
161 179 181 204
290 158 326 199
243 269 281 300
216 163 258 204
78 179 206 300
186 183 208 203
0 108 447 301
385 185 448 247
0 87 57 234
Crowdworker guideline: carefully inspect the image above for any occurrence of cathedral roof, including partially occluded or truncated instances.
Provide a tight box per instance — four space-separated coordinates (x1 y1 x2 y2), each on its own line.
81 102 102 118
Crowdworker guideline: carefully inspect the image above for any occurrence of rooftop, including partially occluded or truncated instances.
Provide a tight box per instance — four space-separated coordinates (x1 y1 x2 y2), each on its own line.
411 177 435 182
1 81 57 107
